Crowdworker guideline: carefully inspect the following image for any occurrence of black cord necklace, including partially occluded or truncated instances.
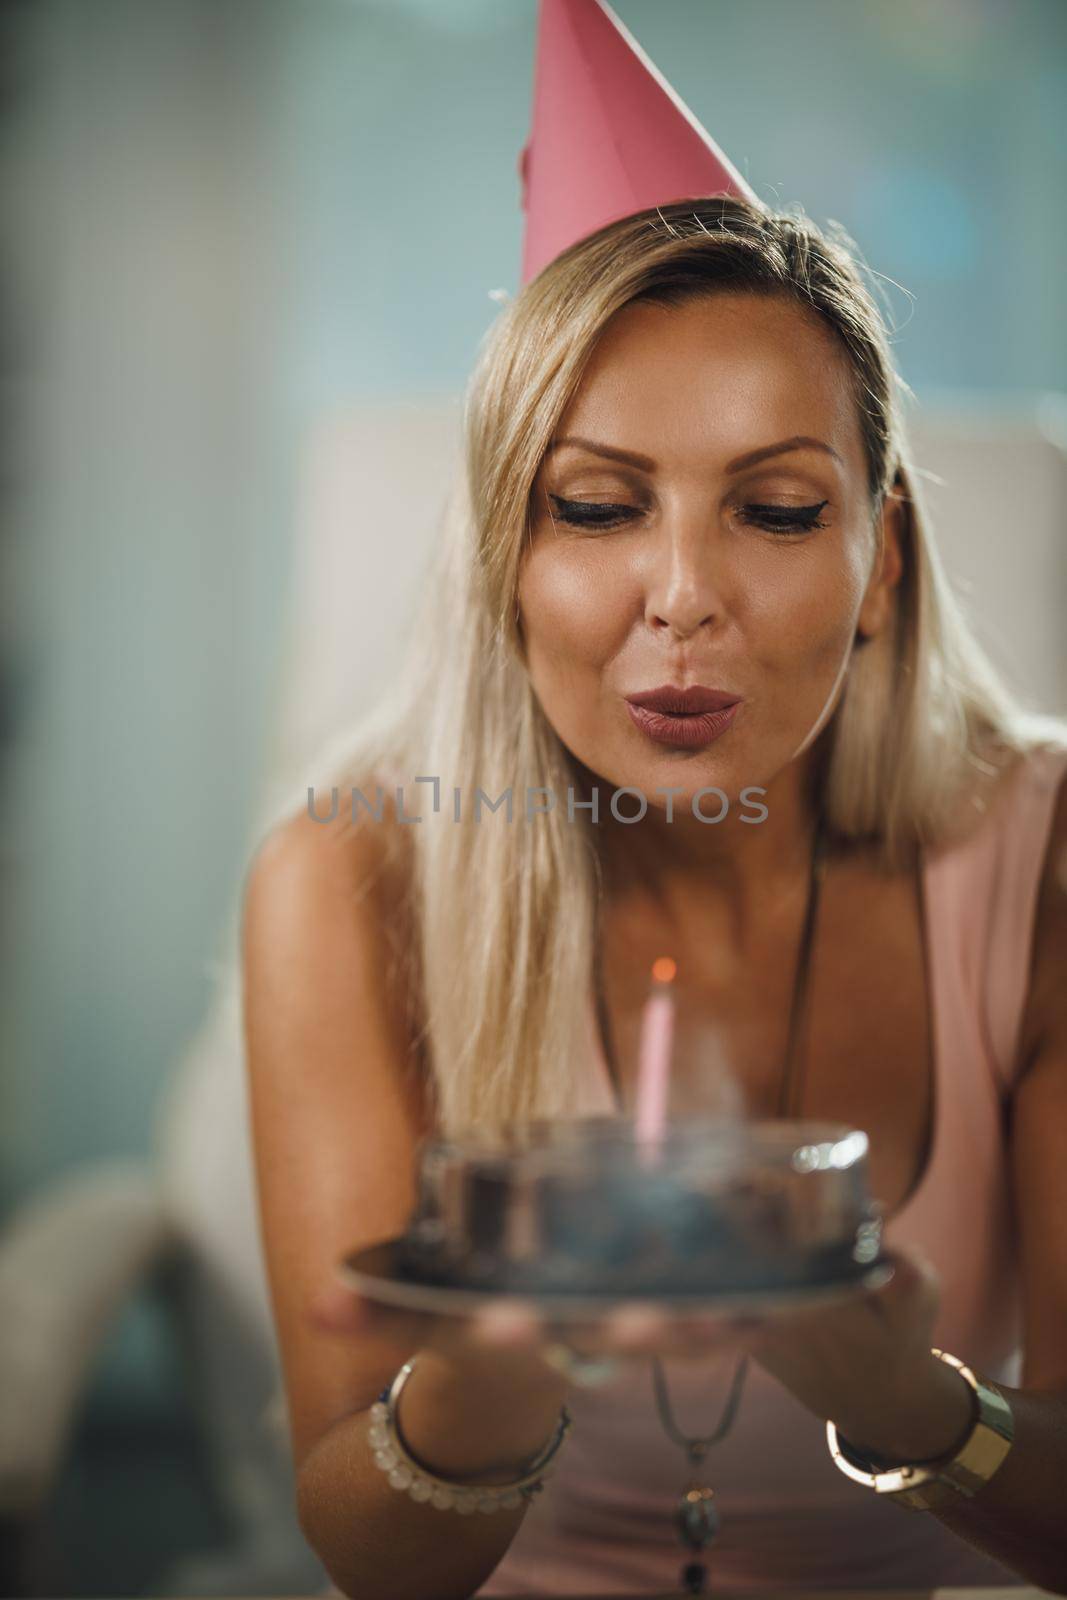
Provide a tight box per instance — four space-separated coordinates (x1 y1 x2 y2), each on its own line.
591 810 829 1595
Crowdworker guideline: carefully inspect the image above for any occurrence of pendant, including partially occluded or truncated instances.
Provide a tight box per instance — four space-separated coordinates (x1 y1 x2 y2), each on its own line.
674 1480 719 1594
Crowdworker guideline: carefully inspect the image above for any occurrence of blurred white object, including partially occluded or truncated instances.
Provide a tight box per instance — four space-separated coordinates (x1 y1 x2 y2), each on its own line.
1 394 1063 1593
909 391 1067 712
270 397 465 782
0 1163 168 1518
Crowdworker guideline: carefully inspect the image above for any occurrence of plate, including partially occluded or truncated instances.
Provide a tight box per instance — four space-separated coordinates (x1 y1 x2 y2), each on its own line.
339 1237 895 1326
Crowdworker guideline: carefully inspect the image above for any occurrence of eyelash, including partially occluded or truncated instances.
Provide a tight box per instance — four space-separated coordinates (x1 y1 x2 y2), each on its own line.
547 495 830 535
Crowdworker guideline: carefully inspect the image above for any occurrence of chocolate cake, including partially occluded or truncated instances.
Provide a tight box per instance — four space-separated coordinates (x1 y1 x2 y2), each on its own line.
397 1116 885 1299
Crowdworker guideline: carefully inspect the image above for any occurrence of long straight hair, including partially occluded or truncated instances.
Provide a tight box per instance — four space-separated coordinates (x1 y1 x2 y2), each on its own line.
286 198 1067 1139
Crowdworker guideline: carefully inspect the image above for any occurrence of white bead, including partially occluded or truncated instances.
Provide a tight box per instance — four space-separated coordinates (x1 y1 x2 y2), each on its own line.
370 1402 388 1424
367 1424 387 1449
477 1496 501 1513
500 1492 522 1509
388 1466 414 1490
373 1448 398 1472
430 1487 455 1509
409 1477 432 1502
455 1494 478 1514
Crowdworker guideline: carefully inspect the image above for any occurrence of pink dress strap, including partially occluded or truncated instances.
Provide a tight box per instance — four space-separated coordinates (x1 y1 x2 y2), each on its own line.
979 743 1067 1093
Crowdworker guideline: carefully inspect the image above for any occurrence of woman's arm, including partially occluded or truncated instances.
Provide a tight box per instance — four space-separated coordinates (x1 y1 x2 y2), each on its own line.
834 1030 1067 1595
913 762 1067 1592
241 801 566 1600
818 763 1067 1592
739 761 1067 1594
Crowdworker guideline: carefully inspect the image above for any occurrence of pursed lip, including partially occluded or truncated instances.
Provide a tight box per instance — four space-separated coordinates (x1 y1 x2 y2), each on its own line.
624 684 742 714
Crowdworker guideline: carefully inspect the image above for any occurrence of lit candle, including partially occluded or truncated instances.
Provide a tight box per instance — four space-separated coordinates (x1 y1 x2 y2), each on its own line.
634 956 677 1163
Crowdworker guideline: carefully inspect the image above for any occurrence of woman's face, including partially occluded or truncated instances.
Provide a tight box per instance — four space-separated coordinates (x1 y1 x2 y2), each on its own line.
518 290 902 810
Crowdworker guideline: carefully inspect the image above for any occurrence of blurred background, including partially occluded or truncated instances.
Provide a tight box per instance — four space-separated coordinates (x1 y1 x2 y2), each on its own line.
0 0 1064 1594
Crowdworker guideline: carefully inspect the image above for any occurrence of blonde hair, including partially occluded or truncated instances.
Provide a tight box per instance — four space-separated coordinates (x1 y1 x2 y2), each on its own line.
297 198 1066 1138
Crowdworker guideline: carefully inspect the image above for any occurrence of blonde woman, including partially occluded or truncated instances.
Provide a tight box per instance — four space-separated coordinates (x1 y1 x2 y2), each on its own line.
242 196 1067 1599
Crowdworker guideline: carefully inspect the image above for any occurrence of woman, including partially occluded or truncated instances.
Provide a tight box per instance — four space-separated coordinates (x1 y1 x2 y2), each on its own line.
242 196 1067 1598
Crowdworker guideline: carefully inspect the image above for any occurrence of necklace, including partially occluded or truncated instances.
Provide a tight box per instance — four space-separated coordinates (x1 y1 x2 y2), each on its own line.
591 810 829 1595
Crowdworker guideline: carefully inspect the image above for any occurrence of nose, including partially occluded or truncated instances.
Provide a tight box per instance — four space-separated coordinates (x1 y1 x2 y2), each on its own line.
643 517 725 639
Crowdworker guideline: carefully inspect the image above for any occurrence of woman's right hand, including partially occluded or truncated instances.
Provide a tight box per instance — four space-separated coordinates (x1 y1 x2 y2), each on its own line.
306 1274 561 1382
306 1277 577 1480
306 1272 769 1479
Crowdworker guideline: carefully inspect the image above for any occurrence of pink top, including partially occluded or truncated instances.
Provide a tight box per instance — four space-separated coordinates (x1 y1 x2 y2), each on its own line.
476 743 1067 1595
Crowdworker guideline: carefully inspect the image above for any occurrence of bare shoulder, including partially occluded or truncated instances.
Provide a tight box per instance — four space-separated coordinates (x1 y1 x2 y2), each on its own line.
922 737 1063 867
245 776 413 928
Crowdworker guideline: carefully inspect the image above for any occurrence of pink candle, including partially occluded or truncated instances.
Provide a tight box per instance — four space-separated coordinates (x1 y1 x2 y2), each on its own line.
634 956 677 1162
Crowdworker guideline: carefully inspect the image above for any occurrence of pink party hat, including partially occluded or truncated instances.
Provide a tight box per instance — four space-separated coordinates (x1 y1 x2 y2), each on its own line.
519 0 763 286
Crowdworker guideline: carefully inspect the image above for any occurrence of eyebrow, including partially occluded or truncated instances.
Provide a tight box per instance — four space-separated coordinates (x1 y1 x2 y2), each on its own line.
547 433 843 474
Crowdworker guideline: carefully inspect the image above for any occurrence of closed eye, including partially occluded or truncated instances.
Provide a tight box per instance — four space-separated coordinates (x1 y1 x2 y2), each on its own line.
737 500 830 534
548 495 830 535
548 495 637 529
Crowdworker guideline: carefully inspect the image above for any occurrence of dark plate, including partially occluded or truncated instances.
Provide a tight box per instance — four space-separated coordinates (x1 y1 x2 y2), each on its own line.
339 1237 895 1326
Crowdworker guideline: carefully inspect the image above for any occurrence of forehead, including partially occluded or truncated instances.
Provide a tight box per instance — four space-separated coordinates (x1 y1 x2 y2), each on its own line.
556 291 864 477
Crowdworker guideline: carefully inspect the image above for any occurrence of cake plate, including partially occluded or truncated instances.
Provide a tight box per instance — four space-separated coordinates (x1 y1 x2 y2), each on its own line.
339 1236 895 1327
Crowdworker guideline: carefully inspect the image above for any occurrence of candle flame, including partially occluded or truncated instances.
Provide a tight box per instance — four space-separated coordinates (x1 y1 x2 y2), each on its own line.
651 956 676 985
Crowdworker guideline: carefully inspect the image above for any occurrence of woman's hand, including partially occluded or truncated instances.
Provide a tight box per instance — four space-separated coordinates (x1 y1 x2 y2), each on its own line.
309 1245 975 1462
306 1274 561 1388
308 1269 761 1393
741 1245 976 1463
307 1266 783 1391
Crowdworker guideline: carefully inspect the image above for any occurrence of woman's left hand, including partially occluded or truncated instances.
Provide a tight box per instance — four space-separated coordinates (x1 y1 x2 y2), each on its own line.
475 1245 976 1462
573 1245 973 1463
735 1245 974 1461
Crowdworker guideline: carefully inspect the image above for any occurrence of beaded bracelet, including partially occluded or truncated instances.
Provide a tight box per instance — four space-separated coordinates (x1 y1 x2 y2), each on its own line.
366 1357 573 1514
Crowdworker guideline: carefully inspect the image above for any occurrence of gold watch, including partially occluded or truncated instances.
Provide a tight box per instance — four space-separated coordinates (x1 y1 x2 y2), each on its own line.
826 1347 1015 1512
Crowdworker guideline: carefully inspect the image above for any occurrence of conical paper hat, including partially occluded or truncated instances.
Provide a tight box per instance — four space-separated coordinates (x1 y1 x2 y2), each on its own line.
519 0 762 286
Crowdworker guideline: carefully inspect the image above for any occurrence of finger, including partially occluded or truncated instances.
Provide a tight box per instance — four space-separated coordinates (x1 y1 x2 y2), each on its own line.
602 1302 669 1352
470 1298 545 1351
644 1315 760 1362
872 1247 939 1321
306 1283 432 1353
597 1304 752 1359
891 1246 937 1293
307 1282 376 1335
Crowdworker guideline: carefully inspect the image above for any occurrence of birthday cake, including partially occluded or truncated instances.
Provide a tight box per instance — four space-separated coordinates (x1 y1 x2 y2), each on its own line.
397 1117 885 1299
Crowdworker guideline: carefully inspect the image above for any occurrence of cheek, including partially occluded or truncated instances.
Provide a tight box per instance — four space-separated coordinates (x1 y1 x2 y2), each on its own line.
743 543 867 670
517 546 630 670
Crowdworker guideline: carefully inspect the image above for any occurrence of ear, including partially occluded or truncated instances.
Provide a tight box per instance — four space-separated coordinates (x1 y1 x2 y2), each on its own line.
856 475 906 642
